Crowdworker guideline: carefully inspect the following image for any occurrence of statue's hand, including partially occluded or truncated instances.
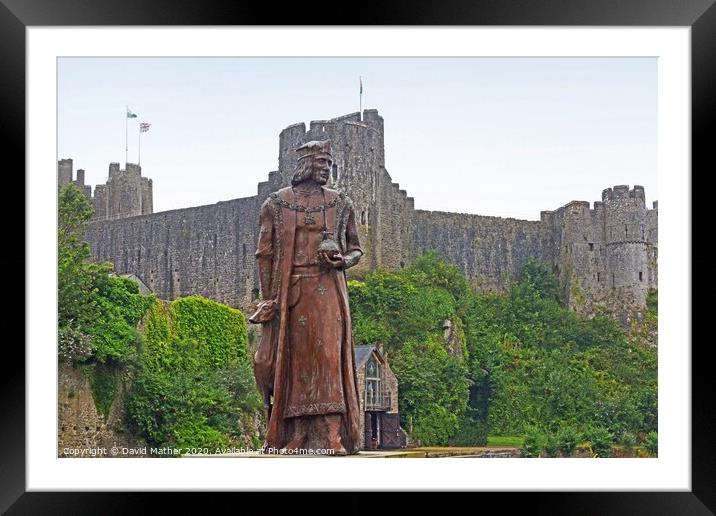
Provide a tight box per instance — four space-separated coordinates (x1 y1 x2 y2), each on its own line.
343 250 362 269
318 250 346 269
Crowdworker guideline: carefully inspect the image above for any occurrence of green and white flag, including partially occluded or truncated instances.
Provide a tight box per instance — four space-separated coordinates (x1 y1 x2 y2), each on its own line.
126 107 138 118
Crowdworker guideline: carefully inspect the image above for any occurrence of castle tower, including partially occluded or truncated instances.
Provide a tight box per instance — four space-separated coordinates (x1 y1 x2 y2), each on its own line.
93 184 108 220
277 110 387 274
57 159 91 200
544 200 603 311
58 159 73 187
602 185 651 310
646 201 658 290
94 162 153 221
74 168 92 201
82 110 657 321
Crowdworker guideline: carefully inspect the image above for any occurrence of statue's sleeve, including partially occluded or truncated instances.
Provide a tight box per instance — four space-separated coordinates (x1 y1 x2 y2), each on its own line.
344 203 364 257
255 197 274 299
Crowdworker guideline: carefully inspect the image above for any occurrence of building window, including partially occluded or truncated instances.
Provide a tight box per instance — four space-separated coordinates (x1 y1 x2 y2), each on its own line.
589 243 594 251
332 164 338 181
639 271 643 282
365 356 383 410
597 272 601 283
361 211 366 225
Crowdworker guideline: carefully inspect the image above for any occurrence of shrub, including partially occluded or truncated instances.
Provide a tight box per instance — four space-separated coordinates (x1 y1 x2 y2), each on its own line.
645 431 658 456
392 339 469 446
543 431 561 458
126 298 262 452
58 322 92 362
618 431 637 450
557 426 581 456
450 412 489 446
586 426 614 457
522 426 547 458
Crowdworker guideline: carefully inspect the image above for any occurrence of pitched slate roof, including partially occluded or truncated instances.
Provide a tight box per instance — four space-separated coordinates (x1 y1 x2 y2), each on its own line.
354 345 377 368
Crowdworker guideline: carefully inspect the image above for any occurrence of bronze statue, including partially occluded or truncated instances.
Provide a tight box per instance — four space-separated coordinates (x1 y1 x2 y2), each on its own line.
250 140 363 455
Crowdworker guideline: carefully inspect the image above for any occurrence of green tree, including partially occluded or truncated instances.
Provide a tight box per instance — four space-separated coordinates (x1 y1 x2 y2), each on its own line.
391 338 469 446
514 258 561 303
341 252 655 448
57 183 154 365
58 183 98 327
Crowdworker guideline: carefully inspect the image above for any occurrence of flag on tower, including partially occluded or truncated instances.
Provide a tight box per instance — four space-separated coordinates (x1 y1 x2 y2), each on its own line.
127 107 138 118
360 76 363 94
140 122 151 132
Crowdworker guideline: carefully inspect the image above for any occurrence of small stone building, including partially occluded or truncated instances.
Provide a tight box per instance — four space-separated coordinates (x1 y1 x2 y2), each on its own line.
354 345 407 450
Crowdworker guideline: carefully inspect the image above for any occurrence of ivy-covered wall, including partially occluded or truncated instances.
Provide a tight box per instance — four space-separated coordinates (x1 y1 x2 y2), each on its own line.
126 297 262 453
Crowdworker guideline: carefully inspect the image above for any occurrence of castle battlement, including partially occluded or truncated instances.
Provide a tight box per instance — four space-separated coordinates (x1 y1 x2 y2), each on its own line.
60 159 154 222
557 200 592 213
280 122 306 134
81 109 656 322
279 111 384 141
602 184 646 207
57 158 91 200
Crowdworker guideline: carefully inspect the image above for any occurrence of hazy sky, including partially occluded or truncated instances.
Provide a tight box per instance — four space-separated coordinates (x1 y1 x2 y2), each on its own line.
58 57 656 220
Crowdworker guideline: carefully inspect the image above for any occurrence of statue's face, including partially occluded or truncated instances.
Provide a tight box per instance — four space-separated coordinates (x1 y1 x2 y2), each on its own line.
310 155 332 185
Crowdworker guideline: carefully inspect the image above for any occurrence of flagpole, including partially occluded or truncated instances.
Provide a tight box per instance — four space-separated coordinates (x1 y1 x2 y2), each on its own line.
138 124 141 166
359 76 362 121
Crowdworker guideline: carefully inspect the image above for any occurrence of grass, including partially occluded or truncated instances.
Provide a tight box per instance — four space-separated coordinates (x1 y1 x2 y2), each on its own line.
487 436 524 447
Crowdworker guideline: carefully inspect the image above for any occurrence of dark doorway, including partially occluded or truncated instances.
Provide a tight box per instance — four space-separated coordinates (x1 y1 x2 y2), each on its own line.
370 413 380 448
365 412 380 449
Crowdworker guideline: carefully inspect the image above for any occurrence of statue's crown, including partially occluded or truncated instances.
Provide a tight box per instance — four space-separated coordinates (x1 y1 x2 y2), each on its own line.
296 140 332 161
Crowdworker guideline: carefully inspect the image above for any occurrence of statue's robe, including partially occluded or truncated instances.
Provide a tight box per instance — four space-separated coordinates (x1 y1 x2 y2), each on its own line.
253 186 363 453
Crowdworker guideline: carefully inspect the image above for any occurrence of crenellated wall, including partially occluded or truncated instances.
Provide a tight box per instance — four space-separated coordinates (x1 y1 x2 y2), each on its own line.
412 210 552 291
87 194 263 308
79 109 657 319
57 158 91 200
58 160 155 222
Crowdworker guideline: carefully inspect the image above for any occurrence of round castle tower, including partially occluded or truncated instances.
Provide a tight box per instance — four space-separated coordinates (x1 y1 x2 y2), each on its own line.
277 110 386 275
602 185 650 306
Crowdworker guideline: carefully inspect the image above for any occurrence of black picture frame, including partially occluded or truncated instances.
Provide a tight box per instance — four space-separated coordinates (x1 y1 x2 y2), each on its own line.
5 0 710 512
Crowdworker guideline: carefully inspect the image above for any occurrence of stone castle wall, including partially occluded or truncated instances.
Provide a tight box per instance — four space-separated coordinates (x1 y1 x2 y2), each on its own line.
58 159 153 222
58 362 147 457
412 210 552 292
80 109 657 316
87 195 263 308
58 158 92 200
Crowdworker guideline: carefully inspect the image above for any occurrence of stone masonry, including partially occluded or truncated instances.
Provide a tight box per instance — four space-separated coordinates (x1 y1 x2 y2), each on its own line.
354 345 402 449
59 159 153 222
78 109 657 318
58 362 148 457
58 158 92 201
